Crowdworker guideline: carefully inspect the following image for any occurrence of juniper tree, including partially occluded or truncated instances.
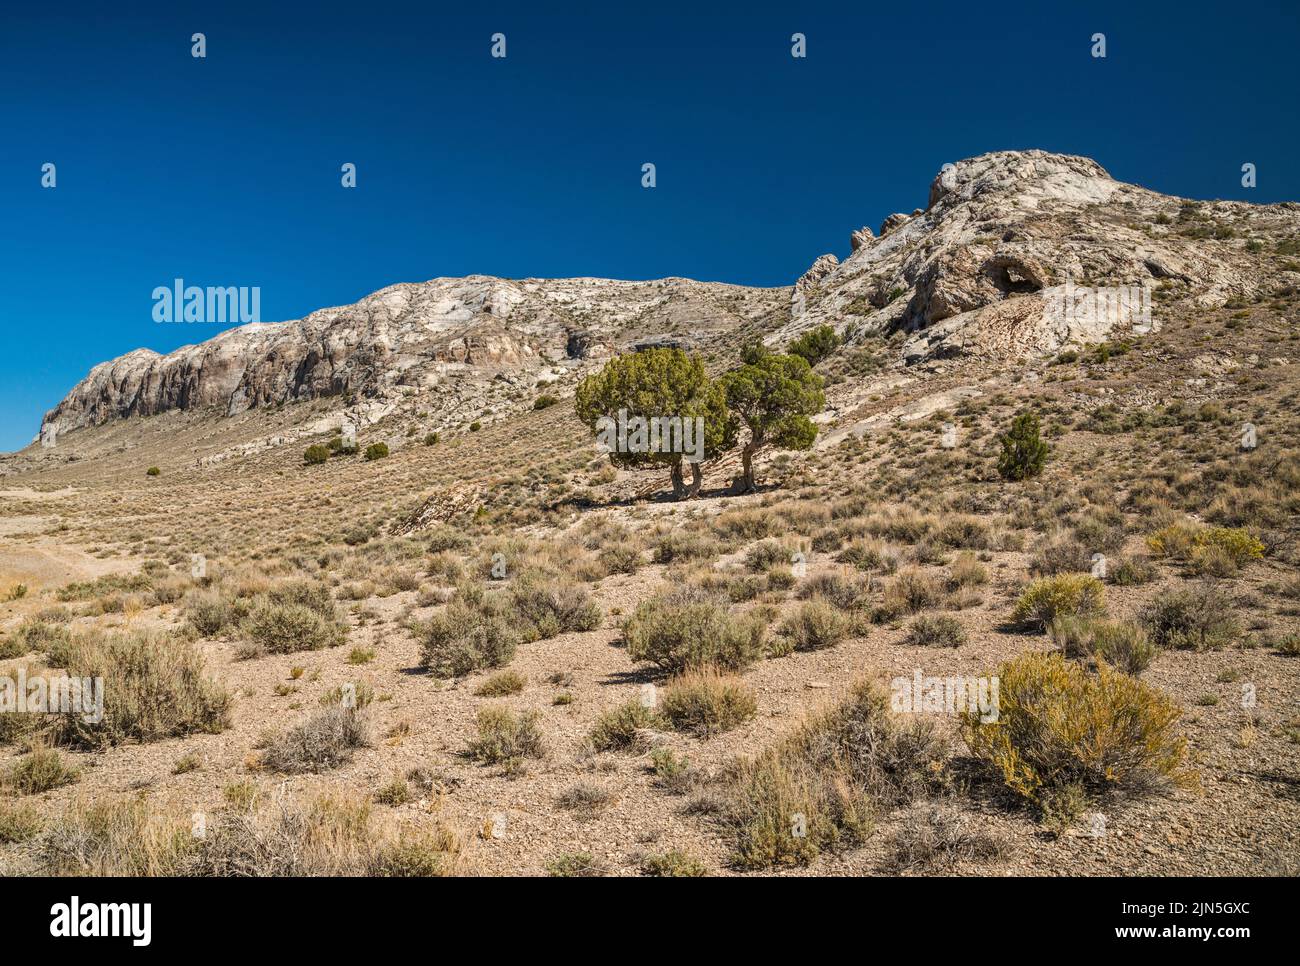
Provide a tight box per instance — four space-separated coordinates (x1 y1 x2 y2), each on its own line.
997 411 1049 481
721 343 825 493
574 348 734 500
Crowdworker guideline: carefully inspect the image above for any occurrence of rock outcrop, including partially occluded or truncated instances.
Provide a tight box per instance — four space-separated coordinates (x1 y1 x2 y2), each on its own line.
41 149 1299 444
771 149 1292 362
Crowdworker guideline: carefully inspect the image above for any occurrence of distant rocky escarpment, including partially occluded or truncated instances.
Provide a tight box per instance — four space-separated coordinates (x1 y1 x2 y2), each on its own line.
40 276 784 440
40 149 1300 444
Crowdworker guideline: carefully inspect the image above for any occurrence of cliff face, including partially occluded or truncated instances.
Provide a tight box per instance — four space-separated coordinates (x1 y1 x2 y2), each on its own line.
40 276 785 439
41 150 1300 442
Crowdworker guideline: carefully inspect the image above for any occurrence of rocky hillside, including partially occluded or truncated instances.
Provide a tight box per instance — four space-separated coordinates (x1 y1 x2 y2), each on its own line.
39 276 787 442
37 150 1300 447
781 150 1297 361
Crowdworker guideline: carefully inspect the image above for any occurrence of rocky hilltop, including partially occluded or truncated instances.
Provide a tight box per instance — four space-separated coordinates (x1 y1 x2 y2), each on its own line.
781 150 1295 362
39 150 1299 443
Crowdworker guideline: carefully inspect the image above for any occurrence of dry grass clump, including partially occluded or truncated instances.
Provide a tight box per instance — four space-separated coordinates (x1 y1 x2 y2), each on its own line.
877 568 943 620
466 706 544 769
1050 616 1157 673
838 537 900 574
660 667 757 737
3 745 80 795
260 707 369 773
744 539 798 573
34 792 461 876
964 652 1192 813
0 801 42 843
547 851 609 876
35 795 195 876
47 629 231 748
639 849 709 877
1011 574 1106 631
721 680 947 869
885 801 1004 873
798 571 872 610
652 531 724 565
623 586 767 672
473 669 526 697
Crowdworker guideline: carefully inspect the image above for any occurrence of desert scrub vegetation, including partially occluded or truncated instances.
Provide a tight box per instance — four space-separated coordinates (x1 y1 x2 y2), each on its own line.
1140 586 1241 650
42 629 231 748
623 586 767 672
639 849 709 877
905 615 968 647
547 851 608 877
31 791 461 876
1146 522 1265 576
418 585 521 677
588 699 659 752
777 599 853 652
260 706 368 773
1051 616 1157 674
659 667 757 737
473 669 526 697
996 411 1049 481
239 578 347 655
964 652 1192 817
1011 574 1106 631
506 575 601 637
466 706 544 770
721 680 946 869
885 801 1004 873
3 745 80 795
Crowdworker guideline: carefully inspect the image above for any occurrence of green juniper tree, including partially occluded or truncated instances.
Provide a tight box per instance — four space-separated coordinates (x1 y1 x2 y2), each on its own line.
997 411 1049 481
575 348 734 500
721 343 825 493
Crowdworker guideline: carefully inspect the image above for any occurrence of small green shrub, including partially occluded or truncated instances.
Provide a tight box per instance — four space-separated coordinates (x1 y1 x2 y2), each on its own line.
905 615 967 647
304 445 330 465
1011 574 1106 631
1141 587 1240 650
364 442 389 461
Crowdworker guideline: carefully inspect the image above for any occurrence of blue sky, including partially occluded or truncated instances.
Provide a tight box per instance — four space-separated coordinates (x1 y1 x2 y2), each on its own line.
2 0 1297 451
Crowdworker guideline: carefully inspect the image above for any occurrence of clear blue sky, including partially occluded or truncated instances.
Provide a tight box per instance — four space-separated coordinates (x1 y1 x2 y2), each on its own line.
2 0 1297 451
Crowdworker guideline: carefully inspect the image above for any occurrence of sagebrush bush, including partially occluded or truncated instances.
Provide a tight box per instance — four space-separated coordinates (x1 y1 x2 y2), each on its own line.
779 599 852 652
261 707 369 773
467 706 544 766
508 577 601 638
47 629 231 748
420 591 521 677
588 699 659 752
1050 616 1156 673
905 615 967 647
660 667 757 737
240 579 345 654
623 587 766 672
1140 587 1240 650
964 652 1192 807
1011 574 1106 631
723 680 946 869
